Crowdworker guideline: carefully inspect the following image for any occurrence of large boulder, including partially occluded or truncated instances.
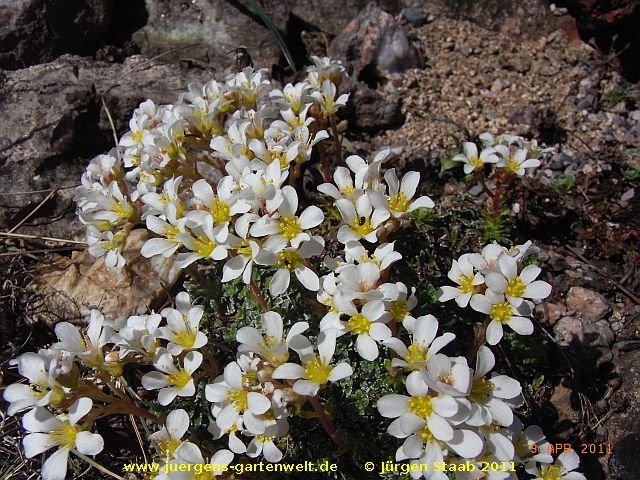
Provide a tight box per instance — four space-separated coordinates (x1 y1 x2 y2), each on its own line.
131 0 290 73
558 0 640 82
0 0 119 69
0 54 218 240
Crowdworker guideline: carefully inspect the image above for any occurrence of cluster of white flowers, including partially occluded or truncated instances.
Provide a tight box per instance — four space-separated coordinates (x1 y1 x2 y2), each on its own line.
5 52 586 480
377 338 584 480
207 313 353 462
454 133 554 176
437 241 552 345
73 57 344 273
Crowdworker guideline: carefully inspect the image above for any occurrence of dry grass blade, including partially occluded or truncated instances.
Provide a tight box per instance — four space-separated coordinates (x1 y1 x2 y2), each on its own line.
0 232 87 245
8 185 59 234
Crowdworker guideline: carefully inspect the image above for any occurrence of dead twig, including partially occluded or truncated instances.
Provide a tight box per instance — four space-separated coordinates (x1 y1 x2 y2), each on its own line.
563 246 640 304
7 185 58 234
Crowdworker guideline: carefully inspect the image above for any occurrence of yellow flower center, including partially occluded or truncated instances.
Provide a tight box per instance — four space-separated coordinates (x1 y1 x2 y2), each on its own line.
506 277 525 298
132 130 143 143
491 302 512 323
50 422 80 449
470 377 494 400
418 424 434 441
352 217 374 237
157 438 182 458
505 156 520 172
235 240 253 257
408 396 433 419
348 314 371 335
389 300 408 321
173 324 197 349
389 192 409 213
279 217 302 240
164 224 180 242
210 198 230 225
277 250 301 270
540 464 564 480
194 235 215 257
111 200 133 219
226 389 249 412
470 156 483 169
458 274 476 294
405 343 428 370
303 355 332 384
165 368 191 389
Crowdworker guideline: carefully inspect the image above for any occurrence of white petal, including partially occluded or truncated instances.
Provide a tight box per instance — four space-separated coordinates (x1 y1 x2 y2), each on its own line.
269 268 290 296
356 334 379 361
23 432 55 458
272 363 305 380
75 431 104 455
41 447 70 480
292 379 320 396
426 414 453 441
327 362 353 382
298 205 324 229
377 395 409 418
507 316 534 335
523 280 551 299
446 429 483 458
295 265 319 291
485 321 504 345
247 392 271 415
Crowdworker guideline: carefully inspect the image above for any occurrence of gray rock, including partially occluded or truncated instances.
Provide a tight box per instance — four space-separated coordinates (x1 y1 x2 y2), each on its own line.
132 0 288 72
343 78 404 133
0 54 219 240
566 286 611 321
403 8 428 27
0 0 116 69
291 0 401 37
328 2 421 80
605 350 640 479
553 315 615 348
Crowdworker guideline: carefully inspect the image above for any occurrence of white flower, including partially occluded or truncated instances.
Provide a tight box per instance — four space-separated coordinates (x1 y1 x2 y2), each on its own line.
378 371 483 461
437 254 485 307
52 310 113 368
141 348 202 405
378 169 434 218
335 194 389 244
111 313 162 360
246 421 289 462
338 299 392 361
470 289 534 345
236 312 310 366
173 214 229 268
158 292 208 355
466 347 522 428
453 142 499 174
156 442 233 479
484 253 551 308
310 79 349 116
497 148 541 176
22 398 104 480
141 204 188 258
250 185 324 250
525 448 586 480
272 329 353 397
150 409 190 458
318 166 363 201
384 315 455 371
86 225 127 268
205 360 272 435
3 352 66 415
254 236 325 295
